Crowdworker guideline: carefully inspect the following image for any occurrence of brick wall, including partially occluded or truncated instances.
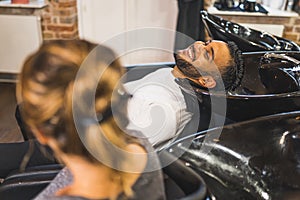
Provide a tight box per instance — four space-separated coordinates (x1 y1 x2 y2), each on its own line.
214 15 300 45
284 17 300 43
0 0 79 40
42 0 78 40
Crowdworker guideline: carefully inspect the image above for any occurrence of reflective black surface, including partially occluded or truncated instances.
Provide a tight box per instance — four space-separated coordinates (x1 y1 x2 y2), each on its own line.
165 111 300 200
187 51 300 122
201 11 300 52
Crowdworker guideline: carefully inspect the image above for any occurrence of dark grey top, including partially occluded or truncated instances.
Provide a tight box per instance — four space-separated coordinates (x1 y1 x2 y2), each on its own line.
34 131 166 200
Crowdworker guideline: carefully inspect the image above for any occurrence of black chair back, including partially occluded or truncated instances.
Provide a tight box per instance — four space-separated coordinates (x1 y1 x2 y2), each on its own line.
0 153 208 200
159 151 208 200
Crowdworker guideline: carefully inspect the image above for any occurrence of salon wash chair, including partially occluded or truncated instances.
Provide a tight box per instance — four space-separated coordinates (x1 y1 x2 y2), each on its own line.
125 52 300 126
7 54 300 199
4 63 209 199
0 151 208 200
16 52 300 139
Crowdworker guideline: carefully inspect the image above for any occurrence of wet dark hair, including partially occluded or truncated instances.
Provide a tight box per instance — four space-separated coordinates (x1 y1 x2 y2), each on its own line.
221 41 244 91
174 41 244 91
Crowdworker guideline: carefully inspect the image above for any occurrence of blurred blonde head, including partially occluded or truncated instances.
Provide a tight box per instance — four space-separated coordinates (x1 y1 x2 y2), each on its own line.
18 39 138 197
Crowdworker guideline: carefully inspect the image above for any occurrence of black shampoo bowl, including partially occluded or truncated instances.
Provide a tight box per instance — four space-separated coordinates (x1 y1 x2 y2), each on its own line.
190 51 300 122
201 11 300 52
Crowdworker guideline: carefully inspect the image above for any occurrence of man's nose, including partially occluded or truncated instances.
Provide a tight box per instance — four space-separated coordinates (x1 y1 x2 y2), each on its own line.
193 42 205 52
194 41 205 46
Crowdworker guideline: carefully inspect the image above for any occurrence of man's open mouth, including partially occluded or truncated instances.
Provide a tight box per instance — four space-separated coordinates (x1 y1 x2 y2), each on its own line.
187 45 195 61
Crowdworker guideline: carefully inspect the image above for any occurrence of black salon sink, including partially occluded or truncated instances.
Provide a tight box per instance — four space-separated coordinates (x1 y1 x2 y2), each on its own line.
178 51 300 123
201 11 300 52
164 111 300 200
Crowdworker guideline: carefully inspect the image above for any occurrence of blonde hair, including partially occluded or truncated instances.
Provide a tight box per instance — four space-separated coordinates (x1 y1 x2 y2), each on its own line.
18 39 139 198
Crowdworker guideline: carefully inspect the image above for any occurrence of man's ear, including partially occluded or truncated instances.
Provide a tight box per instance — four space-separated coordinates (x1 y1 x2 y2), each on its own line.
198 76 216 88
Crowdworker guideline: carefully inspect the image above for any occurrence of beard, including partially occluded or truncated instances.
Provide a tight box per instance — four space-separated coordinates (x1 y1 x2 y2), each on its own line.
173 53 206 78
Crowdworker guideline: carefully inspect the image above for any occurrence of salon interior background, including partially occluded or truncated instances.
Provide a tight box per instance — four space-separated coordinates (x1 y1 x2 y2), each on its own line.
0 0 300 70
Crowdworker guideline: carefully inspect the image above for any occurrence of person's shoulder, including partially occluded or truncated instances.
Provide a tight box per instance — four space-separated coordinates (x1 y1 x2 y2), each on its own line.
47 196 89 200
155 67 173 74
133 67 173 81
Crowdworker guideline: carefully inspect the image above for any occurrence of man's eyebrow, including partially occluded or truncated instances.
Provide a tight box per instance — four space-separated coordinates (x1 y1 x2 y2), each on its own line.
211 47 215 62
